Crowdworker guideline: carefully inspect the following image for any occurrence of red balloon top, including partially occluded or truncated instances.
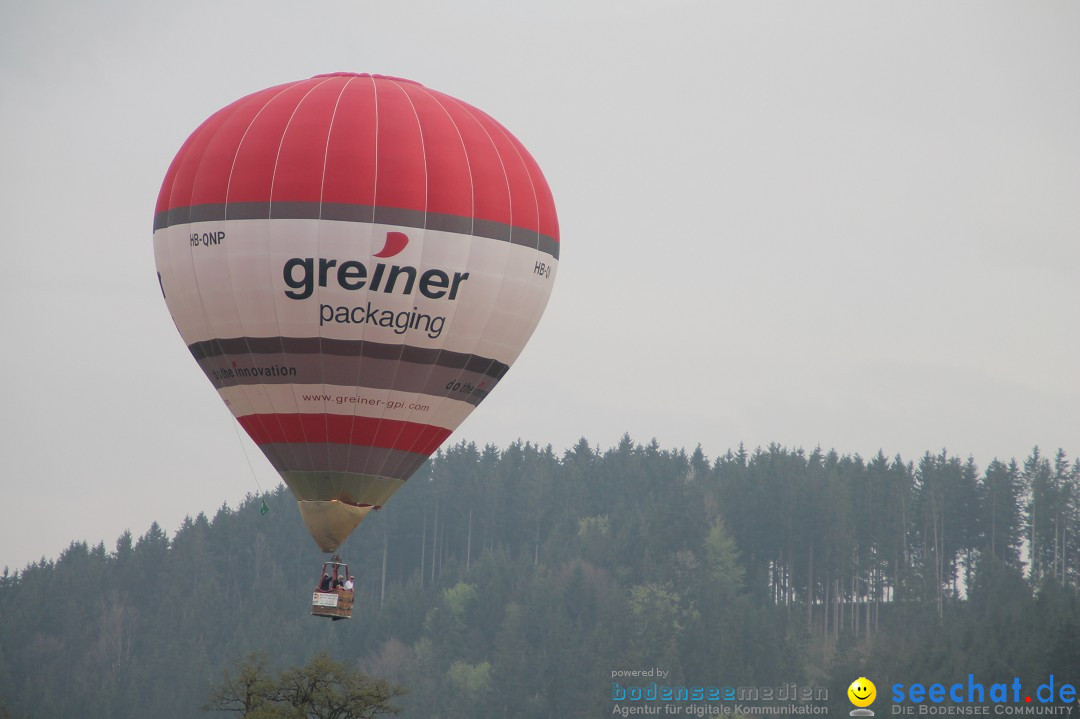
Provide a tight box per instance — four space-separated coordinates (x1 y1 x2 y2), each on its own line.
155 74 558 249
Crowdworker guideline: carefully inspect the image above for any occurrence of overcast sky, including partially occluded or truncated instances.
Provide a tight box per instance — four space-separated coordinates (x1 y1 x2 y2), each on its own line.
2 1 1077 572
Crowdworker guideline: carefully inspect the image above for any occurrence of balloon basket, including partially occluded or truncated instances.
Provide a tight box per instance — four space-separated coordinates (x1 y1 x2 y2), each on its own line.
310 556 355 620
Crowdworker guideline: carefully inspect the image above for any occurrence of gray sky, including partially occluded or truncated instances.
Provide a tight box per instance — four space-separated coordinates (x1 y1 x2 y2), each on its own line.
2 1 1077 572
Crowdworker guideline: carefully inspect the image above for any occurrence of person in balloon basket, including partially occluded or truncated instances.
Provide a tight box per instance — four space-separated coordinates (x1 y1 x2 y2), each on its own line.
344 576 355 591
319 573 332 592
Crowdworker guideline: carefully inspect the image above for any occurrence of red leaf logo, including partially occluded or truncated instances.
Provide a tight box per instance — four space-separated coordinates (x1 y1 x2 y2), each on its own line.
374 231 409 258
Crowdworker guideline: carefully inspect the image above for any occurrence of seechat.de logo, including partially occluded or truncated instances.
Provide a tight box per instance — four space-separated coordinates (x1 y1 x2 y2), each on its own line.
849 677 877 717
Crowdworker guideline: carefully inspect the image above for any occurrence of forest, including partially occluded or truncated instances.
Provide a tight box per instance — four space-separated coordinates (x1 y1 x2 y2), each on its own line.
1 437 1079 718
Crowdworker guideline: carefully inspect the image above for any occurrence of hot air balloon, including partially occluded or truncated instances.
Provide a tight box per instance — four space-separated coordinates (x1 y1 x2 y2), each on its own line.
153 73 558 618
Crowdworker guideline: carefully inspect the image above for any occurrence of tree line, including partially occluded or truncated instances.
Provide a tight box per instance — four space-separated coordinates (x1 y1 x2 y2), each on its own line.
715 444 1078 635
0 437 1077 718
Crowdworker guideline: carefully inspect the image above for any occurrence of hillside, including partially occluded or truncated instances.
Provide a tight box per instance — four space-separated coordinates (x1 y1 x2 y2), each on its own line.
1 438 1078 718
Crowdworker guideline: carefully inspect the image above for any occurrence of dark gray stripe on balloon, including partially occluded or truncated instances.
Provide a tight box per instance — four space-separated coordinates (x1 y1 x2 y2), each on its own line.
260 443 429 480
196 350 501 405
280 470 406 507
280 468 406 507
153 202 559 259
190 337 508 379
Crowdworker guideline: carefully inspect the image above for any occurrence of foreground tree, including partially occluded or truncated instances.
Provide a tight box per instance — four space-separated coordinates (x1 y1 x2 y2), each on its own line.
205 653 404 719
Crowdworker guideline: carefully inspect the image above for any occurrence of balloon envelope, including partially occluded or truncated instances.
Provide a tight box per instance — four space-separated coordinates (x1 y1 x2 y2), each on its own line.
154 73 559 551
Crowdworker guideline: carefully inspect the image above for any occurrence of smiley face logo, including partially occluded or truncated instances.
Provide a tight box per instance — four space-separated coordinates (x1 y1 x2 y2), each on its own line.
848 677 876 708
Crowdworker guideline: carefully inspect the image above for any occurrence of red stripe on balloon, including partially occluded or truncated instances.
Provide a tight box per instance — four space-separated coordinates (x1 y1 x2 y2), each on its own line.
155 74 559 243
397 81 475 221
323 78 378 208
227 83 315 205
270 78 348 204
237 414 451 455
373 80 428 215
